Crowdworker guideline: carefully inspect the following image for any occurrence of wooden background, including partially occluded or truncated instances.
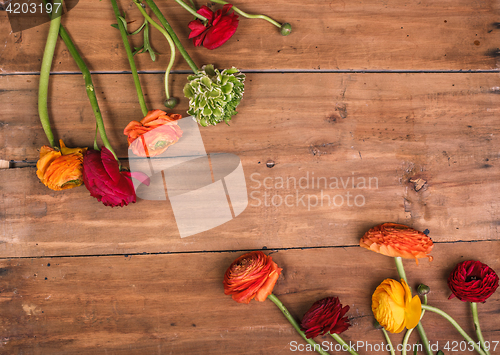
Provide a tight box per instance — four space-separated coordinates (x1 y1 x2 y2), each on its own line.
1 0 499 353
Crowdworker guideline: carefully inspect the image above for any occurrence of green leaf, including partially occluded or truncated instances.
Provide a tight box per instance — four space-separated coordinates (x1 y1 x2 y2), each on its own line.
142 21 157 62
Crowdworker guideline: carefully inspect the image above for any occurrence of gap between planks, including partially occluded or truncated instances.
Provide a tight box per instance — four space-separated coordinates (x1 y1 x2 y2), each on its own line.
0 239 496 261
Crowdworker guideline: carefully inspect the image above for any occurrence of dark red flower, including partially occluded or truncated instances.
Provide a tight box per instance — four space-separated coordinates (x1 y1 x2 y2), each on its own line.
82 147 136 207
188 4 239 50
448 260 499 303
301 297 351 339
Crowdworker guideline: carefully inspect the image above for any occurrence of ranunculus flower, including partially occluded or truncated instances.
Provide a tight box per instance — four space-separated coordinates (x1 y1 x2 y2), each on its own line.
82 147 136 207
36 140 87 191
301 297 351 339
360 222 433 264
188 4 239 50
448 260 499 303
372 278 421 333
223 251 282 304
123 109 183 158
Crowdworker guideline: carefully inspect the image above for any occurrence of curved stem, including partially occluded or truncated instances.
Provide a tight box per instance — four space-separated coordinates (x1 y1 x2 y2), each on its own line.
394 257 432 355
38 0 63 148
110 0 148 116
402 328 414 355
143 0 198 73
471 302 491 355
58 25 117 159
267 294 330 355
174 0 207 21
133 1 175 100
210 0 282 28
382 329 396 355
330 333 359 355
421 305 487 355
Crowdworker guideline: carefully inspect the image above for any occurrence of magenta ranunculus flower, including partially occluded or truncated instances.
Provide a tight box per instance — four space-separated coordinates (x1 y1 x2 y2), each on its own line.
82 147 136 207
188 4 239 50
448 260 499 303
301 297 351 339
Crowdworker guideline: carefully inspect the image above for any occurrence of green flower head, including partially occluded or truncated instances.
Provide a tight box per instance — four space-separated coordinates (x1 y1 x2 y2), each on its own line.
183 64 245 126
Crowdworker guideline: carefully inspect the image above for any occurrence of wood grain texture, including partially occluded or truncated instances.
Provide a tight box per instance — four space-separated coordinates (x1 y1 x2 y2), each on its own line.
0 243 498 354
1 73 500 257
0 0 499 73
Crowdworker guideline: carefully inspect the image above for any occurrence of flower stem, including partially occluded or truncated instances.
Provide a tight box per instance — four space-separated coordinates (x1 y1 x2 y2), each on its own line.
402 328 414 355
57 25 117 159
110 0 148 117
330 333 360 355
394 257 432 355
210 0 282 28
382 329 396 355
394 256 408 284
174 0 207 22
133 1 175 101
143 0 199 74
267 293 330 355
421 304 487 355
38 0 63 148
471 302 491 355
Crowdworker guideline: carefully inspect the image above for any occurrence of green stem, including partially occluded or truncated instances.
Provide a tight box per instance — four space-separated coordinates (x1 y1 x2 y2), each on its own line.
471 302 491 355
174 0 208 21
143 0 199 74
394 257 432 355
394 257 408 284
38 0 63 148
267 294 330 355
382 329 396 355
210 0 282 28
421 305 487 355
402 328 414 355
58 25 117 159
133 1 175 100
110 0 148 116
330 333 359 355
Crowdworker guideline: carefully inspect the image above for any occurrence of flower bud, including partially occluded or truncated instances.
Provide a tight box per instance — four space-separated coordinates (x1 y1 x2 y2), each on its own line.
373 320 383 329
280 23 292 36
417 284 431 296
164 97 178 109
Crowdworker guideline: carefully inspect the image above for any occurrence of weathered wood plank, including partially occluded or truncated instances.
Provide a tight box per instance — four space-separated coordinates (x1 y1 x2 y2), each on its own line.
0 0 499 73
1 73 500 257
0 244 498 354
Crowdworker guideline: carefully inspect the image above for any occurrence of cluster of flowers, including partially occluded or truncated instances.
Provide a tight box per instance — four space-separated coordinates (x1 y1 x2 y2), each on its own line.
35 0 290 207
223 223 498 355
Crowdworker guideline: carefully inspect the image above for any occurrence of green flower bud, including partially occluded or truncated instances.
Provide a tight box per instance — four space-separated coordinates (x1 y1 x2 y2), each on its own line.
164 97 178 109
280 23 292 36
417 284 431 296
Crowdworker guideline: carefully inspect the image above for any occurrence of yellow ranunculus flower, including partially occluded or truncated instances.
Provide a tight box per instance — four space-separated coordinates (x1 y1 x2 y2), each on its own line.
372 278 422 333
36 140 87 191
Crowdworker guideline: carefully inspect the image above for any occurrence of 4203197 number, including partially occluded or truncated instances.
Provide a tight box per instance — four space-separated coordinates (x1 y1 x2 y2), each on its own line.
5 2 61 14
443 341 498 352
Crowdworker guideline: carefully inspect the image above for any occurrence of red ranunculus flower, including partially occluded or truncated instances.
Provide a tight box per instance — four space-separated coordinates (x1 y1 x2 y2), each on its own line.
301 297 351 339
223 251 282 304
448 260 499 303
82 147 136 207
188 4 239 50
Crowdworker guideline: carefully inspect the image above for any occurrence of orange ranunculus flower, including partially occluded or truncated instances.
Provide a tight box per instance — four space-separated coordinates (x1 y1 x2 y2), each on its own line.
36 140 87 191
123 109 183 158
223 251 282 304
360 222 433 264
372 278 422 333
